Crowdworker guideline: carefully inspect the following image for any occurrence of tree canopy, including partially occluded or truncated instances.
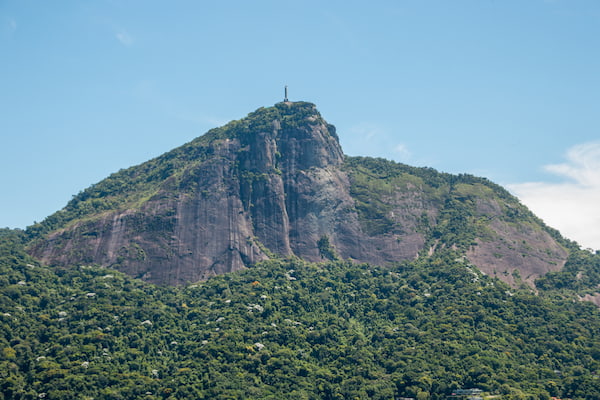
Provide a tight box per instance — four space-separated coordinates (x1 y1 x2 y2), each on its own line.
1 230 599 399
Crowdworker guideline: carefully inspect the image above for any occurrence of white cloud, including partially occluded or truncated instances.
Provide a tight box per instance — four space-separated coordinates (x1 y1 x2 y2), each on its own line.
2 17 17 36
393 143 411 160
349 122 385 140
508 142 600 250
545 142 600 187
8 18 17 32
115 30 134 46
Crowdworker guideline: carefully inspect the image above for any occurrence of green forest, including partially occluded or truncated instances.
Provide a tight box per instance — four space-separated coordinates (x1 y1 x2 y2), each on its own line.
1 229 599 399
4 103 600 399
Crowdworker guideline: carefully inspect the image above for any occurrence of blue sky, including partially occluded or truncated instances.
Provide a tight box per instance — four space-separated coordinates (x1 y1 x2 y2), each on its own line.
1 0 600 249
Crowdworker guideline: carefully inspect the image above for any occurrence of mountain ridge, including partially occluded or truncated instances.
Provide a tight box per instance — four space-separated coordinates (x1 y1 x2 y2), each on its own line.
26 101 576 288
3 101 600 399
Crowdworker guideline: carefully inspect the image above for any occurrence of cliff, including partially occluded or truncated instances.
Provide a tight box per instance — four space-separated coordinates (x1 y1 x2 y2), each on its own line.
27 101 570 286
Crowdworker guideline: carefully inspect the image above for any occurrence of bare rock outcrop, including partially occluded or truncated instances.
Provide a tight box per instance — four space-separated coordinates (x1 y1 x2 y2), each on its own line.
28 102 570 287
466 198 568 287
31 102 426 285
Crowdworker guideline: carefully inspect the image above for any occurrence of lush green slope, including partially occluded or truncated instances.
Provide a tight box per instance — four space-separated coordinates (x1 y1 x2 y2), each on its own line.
2 229 600 399
344 156 571 253
537 250 600 293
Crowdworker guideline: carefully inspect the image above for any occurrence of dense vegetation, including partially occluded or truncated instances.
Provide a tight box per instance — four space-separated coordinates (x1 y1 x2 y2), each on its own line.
345 156 574 254
9 102 600 398
2 229 599 399
536 250 600 293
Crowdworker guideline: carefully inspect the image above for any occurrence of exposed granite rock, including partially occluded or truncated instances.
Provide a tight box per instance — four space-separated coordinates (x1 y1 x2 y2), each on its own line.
29 102 570 287
31 102 389 285
465 195 568 287
467 218 568 287
579 293 600 306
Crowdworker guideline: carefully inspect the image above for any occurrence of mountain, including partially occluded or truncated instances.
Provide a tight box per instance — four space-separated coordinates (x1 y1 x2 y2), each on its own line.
26 101 576 288
4 102 600 399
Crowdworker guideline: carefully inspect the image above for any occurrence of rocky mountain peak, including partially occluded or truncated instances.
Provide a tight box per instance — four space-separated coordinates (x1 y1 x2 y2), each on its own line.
233 101 343 172
28 102 355 284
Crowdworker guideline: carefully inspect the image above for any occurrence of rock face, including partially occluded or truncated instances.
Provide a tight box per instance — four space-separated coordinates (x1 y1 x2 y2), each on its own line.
466 198 568 287
28 101 570 286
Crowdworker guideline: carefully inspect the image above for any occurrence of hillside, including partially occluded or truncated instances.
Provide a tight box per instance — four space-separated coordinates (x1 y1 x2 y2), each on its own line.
26 101 577 290
2 229 600 399
2 101 600 400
